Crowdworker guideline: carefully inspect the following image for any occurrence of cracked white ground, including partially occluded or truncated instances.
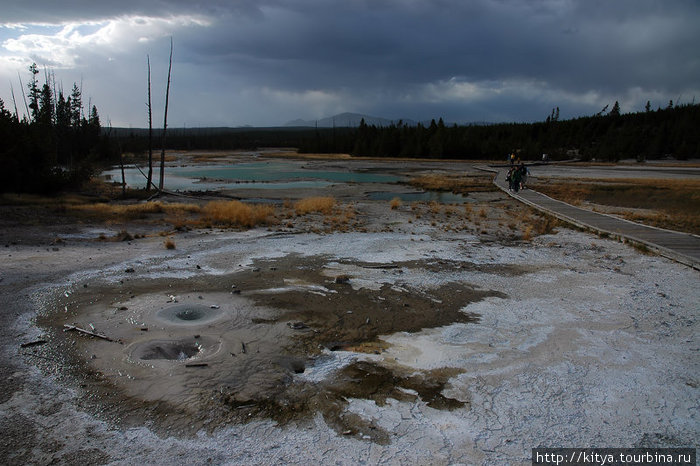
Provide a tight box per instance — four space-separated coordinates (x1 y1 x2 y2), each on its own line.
1 220 698 465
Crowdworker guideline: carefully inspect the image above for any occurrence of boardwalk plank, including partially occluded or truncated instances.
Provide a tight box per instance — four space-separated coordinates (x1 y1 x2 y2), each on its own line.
488 168 700 270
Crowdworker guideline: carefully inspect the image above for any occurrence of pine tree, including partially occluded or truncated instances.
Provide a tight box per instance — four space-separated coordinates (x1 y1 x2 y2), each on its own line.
56 92 70 129
89 105 100 129
70 83 82 127
37 82 54 126
610 101 621 117
27 63 40 122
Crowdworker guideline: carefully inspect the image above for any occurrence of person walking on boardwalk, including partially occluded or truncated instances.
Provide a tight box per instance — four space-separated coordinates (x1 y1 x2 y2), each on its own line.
506 167 514 190
518 163 529 190
511 166 522 192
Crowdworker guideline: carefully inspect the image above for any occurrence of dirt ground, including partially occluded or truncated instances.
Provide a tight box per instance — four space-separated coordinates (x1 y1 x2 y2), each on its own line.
1 156 698 465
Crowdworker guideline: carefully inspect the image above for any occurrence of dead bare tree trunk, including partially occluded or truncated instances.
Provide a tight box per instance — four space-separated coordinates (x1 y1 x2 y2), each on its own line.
9 81 20 121
146 55 154 191
158 38 173 192
17 72 30 120
119 150 126 197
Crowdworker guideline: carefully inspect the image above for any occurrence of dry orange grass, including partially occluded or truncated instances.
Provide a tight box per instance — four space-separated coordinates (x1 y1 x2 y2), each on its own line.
389 197 402 209
69 201 201 220
408 174 495 194
294 197 336 215
201 200 274 228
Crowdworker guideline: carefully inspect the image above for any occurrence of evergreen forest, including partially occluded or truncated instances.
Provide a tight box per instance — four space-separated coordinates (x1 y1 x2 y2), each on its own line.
0 64 111 193
2 62 698 195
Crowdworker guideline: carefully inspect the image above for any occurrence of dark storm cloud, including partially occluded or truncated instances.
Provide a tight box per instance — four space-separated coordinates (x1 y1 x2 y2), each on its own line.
175 0 700 102
0 1 268 23
2 0 699 125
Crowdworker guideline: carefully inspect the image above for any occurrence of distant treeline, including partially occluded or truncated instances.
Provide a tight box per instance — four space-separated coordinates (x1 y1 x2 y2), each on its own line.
338 103 700 161
115 102 699 162
2 65 698 195
0 63 112 193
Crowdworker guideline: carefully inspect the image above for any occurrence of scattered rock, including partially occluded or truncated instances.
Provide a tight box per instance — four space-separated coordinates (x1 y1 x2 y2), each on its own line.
287 321 309 330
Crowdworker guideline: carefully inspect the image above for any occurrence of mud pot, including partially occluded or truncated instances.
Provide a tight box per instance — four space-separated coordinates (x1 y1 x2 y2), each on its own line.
35 253 517 442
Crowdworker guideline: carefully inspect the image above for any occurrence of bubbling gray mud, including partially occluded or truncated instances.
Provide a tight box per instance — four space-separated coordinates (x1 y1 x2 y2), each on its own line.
156 304 222 326
130 336 219 361
39 254 507 440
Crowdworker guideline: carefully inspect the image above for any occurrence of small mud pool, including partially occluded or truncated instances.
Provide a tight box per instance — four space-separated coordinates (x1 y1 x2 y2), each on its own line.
39 255 511 441
156 304 223 325
130 336 219 361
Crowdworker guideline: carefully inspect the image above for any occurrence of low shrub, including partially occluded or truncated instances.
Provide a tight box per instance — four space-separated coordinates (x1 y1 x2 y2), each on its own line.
294 197 336 215
202 200 274 228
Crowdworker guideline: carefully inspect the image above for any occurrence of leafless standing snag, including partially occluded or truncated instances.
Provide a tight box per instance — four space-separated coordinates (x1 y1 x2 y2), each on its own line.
158 37 173 192
146 54 154 191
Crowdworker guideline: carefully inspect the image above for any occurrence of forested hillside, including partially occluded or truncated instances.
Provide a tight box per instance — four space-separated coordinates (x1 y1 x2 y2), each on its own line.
114 103 700 162
3 67 698 195
301 103 700 161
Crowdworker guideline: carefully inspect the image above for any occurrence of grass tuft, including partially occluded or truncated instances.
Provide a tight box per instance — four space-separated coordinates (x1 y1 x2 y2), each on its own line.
408 174 495 193
294 197 336 215
201 200 274 228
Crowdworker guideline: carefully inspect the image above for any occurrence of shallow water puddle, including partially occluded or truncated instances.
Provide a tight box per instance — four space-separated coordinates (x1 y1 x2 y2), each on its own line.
38 255 510 441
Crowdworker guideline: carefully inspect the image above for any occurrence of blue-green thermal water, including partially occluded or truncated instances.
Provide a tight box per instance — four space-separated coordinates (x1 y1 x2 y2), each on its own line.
103 162 401 191
102 161 469 203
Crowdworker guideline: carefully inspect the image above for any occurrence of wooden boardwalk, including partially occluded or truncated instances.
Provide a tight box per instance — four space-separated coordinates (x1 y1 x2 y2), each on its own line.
486 167 700 270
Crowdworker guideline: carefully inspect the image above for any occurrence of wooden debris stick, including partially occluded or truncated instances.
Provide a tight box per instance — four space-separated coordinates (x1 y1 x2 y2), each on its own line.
20 339 47 348
63 324 114 342
185 362 208 368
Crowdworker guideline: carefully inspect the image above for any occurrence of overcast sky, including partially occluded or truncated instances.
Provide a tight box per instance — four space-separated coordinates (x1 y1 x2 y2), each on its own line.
1 0 698 127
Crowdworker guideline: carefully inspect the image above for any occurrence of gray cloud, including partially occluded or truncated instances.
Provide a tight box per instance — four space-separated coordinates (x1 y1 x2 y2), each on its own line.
2 0 698 126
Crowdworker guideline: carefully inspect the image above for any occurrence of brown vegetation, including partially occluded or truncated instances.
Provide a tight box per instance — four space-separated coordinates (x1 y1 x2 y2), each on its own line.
294 197 336 215
531 178 700 234
201 200 274 228
408 173 496 194
69 201 201 221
